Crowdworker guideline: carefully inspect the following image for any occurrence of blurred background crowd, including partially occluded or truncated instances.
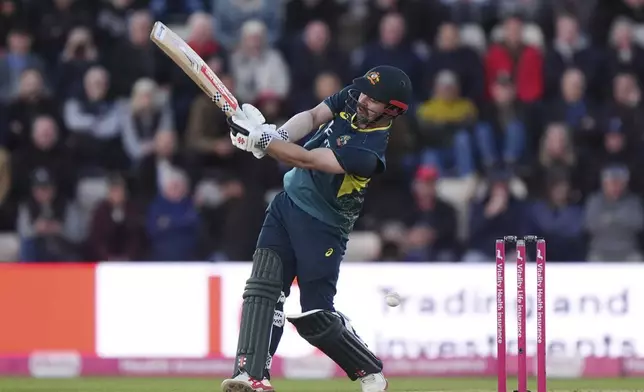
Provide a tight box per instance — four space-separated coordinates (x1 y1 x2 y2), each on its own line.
0 0 643 263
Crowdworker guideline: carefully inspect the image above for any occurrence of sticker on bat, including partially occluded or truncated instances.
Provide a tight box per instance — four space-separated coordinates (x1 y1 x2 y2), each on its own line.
178 45 201 73
153 24 167 40
201 65 238 111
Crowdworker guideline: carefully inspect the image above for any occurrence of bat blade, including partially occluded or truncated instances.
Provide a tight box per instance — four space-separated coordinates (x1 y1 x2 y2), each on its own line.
149 21 243 118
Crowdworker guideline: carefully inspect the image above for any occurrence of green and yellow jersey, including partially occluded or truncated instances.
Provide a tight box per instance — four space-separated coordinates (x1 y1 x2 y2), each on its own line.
284 86 390 236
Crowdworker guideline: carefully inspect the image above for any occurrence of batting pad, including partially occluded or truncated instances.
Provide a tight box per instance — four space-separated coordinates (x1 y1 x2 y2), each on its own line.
287 309 383 380
234 248 283 379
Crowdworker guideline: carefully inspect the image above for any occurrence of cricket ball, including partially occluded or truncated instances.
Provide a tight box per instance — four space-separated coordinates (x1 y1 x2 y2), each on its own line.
385 292 401 307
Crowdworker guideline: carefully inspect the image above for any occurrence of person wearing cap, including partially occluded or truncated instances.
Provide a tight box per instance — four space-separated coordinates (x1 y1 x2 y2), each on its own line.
402 165 458 262
416 69 477 177
224 65 412 392
17 168 82 261
584 164 644 261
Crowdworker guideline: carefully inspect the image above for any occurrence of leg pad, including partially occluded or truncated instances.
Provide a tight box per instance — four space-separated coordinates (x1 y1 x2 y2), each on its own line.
287 309 382 380
234 248 283 379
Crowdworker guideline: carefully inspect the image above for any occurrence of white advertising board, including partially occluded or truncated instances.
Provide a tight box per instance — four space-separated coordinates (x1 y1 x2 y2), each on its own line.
95 263 643 359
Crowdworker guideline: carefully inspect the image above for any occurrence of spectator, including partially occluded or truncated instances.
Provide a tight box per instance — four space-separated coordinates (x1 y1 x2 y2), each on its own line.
186 12 221 60
353 12 424 99
288 20 350 113
440 0 497 29
427 22 484 103
96 0 135 47
121 78 174 164
169 18 226 136
415 70 477 177
284 0 345 35
546 68 597 146
194 175 258 261
591 0 644 45
606 17 644 88
11 115 76 201
288 71 342 144
135 129 189 203
604 72 644 147
0 27 46 103
150 0 204 22
484 14 544 103
580 117 644 196
17 168 82 262
314 72 342 103
63 66 127 172
55 26 101 99
527 171 586 261
32 0 94 66
145 169 200 261
213 0 282 50
544 14 604 101
497 0 550 22
402 165 458 261
230 20 290 104
6 68 60 150
87 174 144 261
585 164 644 261
464 170 525 262
528 122 583 198
185 73 234 167
365 0 442 45
107 10 159 98
0 0 23 51
475 72 527 172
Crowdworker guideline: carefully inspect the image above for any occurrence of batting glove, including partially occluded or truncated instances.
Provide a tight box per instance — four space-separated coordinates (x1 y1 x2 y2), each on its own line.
228 104 289 159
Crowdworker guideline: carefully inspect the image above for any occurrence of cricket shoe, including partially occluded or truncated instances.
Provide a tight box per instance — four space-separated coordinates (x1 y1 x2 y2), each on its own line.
359 372 388 392
221 372 274 392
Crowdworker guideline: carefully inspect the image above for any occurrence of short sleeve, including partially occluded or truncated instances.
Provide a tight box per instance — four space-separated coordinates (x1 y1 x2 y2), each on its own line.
323 86 351 115
333 146 379 178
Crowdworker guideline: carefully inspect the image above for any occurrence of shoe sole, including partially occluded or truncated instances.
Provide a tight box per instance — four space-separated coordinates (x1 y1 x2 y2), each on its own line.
221 379 273 392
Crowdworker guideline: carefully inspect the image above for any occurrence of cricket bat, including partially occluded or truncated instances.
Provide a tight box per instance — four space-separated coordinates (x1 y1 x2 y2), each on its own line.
149 21 245 119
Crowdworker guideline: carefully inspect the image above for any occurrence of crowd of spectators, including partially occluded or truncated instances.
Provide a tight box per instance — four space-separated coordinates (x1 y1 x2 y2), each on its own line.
1 0 644 263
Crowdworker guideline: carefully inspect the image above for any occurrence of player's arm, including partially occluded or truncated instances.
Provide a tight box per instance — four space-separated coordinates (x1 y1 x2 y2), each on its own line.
266 139 378 177
280 102 334 142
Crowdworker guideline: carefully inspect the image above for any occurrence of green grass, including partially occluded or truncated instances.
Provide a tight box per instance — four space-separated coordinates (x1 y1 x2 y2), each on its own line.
0 377 644 392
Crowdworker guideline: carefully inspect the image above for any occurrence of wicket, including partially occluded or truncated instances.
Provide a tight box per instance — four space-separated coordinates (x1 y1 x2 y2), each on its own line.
496 236 546 392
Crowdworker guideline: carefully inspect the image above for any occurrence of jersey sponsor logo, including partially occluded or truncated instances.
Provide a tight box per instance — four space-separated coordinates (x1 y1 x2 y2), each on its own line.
367 71 380 85
336 135 351 147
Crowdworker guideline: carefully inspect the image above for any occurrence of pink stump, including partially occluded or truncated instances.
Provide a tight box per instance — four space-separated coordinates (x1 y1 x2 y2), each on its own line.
495 239 506 392
516 240 527 392
536 240 547 392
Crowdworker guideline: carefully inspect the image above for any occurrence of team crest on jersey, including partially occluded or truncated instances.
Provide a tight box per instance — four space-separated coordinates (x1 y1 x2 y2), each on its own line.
336 135 351 147
366 71 380 85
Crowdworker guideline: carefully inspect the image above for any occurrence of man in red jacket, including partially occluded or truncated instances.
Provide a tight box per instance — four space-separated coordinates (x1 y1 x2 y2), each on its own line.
484 14 543 103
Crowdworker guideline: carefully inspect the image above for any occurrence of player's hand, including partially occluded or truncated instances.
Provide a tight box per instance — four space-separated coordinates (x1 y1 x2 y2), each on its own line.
228 103 268 158
228 104 289 158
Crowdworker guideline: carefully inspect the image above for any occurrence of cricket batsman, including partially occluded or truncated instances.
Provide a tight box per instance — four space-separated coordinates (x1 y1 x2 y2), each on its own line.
221 65 412 392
